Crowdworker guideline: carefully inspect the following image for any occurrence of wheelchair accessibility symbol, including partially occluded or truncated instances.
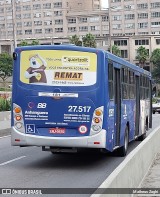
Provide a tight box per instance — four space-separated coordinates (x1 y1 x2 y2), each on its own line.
26 124 35 133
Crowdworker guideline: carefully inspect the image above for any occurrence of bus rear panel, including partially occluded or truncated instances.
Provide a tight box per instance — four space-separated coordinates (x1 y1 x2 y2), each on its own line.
11 46 107 151
11 45 152 156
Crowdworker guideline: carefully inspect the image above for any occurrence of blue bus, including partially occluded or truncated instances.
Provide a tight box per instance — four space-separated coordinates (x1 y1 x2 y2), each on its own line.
11 45 152 156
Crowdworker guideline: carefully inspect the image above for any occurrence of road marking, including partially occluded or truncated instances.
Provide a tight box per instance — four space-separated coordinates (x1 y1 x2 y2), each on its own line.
0 135 11 139
0 156 26 166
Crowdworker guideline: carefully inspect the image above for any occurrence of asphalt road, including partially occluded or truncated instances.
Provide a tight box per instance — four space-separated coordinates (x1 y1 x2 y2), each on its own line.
0 114 160 196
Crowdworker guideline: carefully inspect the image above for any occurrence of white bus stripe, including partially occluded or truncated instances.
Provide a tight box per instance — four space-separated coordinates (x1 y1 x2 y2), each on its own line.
0 156 26 166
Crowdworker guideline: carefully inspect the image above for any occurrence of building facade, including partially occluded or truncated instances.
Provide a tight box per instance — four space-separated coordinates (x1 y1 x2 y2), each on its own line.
0 0 109 53
109 0 160 71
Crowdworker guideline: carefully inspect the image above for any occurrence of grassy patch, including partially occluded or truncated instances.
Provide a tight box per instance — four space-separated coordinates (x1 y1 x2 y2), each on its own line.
0 87 11 91
0 97 11 111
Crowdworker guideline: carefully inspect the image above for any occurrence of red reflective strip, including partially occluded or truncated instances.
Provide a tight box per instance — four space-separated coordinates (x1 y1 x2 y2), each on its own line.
94 142 100 144
15 139 20 142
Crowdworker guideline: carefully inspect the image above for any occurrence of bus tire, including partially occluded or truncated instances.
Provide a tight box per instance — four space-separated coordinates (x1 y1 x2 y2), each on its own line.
117 126 129 157
137 133 146 141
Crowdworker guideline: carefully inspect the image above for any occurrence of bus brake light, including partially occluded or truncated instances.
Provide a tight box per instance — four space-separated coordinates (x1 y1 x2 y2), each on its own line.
94 117 101 124
15 115 22 121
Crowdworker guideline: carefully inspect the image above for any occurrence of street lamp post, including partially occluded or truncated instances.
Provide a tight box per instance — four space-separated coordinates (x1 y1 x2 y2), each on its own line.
11 0 17 49
108 8 112 53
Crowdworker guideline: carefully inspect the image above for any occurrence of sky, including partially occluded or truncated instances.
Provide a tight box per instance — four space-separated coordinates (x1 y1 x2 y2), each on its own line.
101 0 108 8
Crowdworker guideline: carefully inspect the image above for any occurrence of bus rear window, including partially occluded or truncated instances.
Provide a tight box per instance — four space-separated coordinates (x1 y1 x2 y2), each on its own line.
20 50 97 86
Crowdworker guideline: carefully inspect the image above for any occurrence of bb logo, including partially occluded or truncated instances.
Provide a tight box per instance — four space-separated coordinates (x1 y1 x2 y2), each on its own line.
37 103 47 108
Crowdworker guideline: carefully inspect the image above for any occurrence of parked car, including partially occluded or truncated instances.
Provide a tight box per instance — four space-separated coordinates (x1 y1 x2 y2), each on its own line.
152 99 160 114
8 84 12 89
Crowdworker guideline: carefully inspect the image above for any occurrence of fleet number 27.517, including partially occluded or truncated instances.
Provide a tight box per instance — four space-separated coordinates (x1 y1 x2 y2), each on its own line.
68 106 91 113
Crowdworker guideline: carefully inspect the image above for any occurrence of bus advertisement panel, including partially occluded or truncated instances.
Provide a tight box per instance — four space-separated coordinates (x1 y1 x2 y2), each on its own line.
20 50 97 86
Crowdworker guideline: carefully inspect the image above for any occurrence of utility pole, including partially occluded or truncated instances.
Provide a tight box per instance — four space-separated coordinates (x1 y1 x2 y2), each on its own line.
108 8 112 53
11 0 17 49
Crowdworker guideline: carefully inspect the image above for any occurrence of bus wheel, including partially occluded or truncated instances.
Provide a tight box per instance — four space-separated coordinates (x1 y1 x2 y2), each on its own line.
117 126 129 157
137 133 146 141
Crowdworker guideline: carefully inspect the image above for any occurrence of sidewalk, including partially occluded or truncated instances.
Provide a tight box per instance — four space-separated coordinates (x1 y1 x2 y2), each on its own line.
139 152 160 188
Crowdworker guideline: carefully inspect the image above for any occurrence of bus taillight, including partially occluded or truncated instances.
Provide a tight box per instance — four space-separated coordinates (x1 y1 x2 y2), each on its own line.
95 109 102 116
14 107 21 113
93 117 101 124
90 106 104 136
92 125 101 132
13 103 25 133
15 115 22 121
15 122 23 129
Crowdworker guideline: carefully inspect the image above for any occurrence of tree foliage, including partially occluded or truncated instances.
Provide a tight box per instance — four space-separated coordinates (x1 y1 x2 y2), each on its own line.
19 40 29 46
136 46 149 67
82 33 96 48
19 39 40 46
112 45 120 56
0 53 13 85
30 39 40 45
150 48 160 65
69 35 82 46
69 33 96 48
150 48 160 83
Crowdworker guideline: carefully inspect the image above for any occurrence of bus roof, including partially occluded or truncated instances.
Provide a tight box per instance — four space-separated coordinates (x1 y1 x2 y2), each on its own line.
15 45 151 77
105 51 151 77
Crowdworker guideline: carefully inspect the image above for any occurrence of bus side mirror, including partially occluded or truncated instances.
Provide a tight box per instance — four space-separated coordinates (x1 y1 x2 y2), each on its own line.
13 52 17 60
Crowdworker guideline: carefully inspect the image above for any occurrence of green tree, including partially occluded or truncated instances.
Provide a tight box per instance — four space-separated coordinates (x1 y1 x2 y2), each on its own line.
112 45 120 56
0 53 13 87
82 33 96 48
136 46 149 68
19 39 40 46
69 35 82 46
31 39 40 45
150 48 160 83
19 40 29 46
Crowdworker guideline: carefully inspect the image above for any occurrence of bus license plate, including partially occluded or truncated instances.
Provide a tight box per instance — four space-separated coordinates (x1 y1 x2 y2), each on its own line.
49 128 66 134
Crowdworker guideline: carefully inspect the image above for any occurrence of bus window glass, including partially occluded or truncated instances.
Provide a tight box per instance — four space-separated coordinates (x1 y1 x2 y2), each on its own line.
122 84 128 99
129 71 134 84
124 68 128 83
108 60 114 99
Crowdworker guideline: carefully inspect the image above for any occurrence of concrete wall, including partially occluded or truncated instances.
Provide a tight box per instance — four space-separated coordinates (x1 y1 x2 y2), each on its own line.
91 125 160 197
0 111 11 121
0 111 11 131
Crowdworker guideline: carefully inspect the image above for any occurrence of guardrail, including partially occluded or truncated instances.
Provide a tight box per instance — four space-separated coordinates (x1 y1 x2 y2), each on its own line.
92 125 160 197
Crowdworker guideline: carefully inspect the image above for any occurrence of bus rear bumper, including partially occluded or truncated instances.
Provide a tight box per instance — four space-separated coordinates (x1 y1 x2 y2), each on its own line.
11 127 106 149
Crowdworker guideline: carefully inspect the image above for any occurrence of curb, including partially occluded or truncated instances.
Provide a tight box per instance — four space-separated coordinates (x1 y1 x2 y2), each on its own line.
91 125 160 197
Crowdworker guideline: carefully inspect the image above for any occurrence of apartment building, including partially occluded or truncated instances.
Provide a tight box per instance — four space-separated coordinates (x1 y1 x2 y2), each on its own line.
0 0 109 54
109 0 160 71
